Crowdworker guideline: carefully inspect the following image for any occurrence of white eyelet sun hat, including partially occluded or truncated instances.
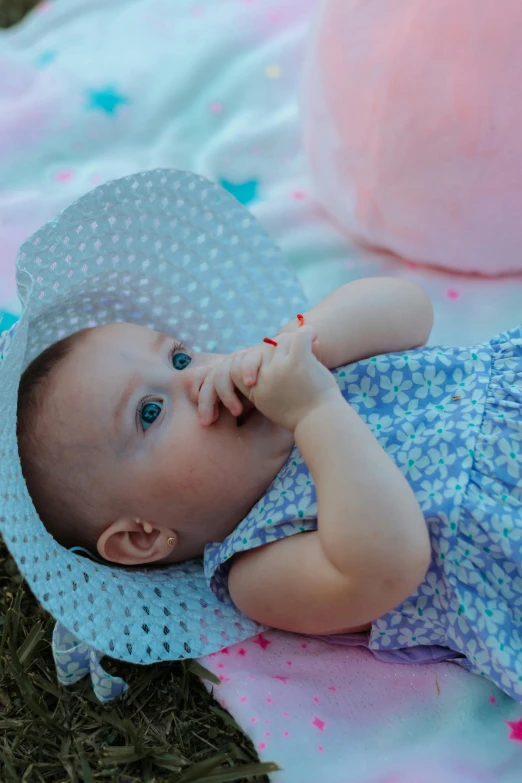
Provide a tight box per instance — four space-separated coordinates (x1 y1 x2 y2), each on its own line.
0 168 307 701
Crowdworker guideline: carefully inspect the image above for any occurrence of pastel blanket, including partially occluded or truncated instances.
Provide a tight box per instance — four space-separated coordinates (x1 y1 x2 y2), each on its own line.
1 1 522 780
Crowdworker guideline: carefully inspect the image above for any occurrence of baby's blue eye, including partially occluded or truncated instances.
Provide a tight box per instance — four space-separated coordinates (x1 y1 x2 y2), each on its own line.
172 352 191 370
140 401 162 430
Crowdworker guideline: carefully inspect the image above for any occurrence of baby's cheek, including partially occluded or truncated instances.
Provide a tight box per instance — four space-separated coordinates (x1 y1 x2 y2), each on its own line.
173 437 212 494
161 416 239 504
192 439 233 494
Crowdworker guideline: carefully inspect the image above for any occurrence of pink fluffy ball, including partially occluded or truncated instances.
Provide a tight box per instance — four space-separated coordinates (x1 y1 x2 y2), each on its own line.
301 0 522 274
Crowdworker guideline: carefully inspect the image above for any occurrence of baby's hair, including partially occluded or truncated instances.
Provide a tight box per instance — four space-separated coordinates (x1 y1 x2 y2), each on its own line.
17 328 101 554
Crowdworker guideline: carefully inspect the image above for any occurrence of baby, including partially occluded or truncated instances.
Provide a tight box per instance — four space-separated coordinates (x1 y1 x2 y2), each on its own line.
17 276 430 582
16 275 522 701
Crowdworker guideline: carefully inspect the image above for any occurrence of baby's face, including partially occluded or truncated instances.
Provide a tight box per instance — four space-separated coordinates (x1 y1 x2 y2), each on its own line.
47 322 294 561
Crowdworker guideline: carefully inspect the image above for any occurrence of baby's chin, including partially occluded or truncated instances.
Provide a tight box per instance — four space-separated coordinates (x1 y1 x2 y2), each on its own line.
237 408 294 454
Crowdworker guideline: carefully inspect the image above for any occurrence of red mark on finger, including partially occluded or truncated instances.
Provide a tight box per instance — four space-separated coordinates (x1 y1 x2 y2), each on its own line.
297 313 305 326
263 337 278 346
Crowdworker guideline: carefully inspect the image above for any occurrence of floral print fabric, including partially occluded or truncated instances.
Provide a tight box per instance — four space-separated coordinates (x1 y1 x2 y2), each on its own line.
204 327 522 700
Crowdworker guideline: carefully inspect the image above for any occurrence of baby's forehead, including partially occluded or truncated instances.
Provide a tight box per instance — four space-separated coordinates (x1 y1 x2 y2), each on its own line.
43 324 153 436
89 321 156 341
73 322 157 357
38 321 176 457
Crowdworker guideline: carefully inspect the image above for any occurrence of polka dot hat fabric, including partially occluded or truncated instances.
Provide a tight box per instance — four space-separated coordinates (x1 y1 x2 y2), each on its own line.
0 168 307 665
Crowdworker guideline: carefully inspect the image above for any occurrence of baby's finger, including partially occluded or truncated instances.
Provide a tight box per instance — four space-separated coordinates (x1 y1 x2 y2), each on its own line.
241 348 263 386
311 337 322 362
230 353 255 398
198 373 220 425
212 362 244 417
269 331 292 357
289 324 318 357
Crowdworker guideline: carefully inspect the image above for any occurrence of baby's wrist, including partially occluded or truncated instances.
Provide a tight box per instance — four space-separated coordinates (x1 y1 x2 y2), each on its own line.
276 317 300 338
293 390 346 436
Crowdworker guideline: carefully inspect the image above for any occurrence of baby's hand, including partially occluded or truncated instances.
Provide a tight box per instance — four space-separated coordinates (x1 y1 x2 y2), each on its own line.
275 315 324 365
230 325 341 432
198 343 269 425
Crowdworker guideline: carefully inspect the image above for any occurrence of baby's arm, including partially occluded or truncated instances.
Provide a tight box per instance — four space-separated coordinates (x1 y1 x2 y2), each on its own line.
227 328 431 634
279 277 433 369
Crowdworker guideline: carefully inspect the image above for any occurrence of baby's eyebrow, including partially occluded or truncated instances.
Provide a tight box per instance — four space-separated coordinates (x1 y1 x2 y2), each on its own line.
151 332 171 353
113 371 142 439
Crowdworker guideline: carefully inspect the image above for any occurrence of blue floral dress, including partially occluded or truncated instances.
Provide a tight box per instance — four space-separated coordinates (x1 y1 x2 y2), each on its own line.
205 326 522 701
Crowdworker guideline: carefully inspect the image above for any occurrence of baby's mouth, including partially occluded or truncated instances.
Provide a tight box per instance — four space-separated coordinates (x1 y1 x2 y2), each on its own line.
236 395 256 427
237 409 253 427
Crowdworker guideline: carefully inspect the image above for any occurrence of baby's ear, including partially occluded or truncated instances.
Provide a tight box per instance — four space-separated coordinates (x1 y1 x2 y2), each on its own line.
96 517 177 566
